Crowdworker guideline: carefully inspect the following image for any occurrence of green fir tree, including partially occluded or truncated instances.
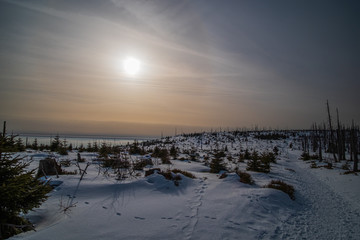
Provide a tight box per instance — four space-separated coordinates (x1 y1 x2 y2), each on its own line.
0 135 51 238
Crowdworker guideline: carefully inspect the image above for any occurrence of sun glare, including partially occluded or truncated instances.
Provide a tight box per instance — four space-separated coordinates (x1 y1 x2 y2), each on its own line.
123 57 141 76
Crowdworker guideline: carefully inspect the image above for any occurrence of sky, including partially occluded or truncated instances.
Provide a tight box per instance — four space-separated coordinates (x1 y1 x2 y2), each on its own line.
1 0 359 137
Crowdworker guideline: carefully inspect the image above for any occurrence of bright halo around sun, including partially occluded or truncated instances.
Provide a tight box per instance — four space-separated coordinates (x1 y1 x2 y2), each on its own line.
122 57 141 76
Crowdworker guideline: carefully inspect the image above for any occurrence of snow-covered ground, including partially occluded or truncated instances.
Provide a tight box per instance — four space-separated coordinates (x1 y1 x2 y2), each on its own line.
9 132 360 239
276 152 360 240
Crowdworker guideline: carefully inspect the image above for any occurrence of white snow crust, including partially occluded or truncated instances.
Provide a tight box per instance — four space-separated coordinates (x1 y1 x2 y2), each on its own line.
9 132 360 240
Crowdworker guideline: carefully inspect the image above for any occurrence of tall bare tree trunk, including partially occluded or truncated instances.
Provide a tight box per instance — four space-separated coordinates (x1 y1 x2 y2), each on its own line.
318 124 323 161
327 100 338 162
336 108 343 160
2 121 6 138
352 121 358 172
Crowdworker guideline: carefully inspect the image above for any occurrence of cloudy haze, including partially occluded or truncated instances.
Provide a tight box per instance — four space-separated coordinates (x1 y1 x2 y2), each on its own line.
1 0 359 136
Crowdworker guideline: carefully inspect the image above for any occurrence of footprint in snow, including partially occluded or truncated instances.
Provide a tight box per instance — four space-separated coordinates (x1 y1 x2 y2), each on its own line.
116 212 121 216
84 201 89 205
134 216 145 220
102 206 107 209
229 220 240 225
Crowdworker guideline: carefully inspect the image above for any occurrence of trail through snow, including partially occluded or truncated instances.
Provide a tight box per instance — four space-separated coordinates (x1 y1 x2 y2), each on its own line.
182 178 208 239
273 153 360 240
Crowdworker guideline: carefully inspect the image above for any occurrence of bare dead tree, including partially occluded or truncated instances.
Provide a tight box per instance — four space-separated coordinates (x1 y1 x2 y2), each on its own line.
336 108 347 161
314 123 323 161
60 162 90 213
351 121 359 172
326 100 338 162
2 121 6 138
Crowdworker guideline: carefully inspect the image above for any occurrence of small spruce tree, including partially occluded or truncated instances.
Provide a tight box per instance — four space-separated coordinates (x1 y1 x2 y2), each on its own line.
50 135 60 152
78 143 85 152
170 145 177 159
99 142 110 160
160 148 171 164
244 148 251 159
246 150 270 173
0 134 51 238
32 138 39 150
152 146 161 158
210 156 226 173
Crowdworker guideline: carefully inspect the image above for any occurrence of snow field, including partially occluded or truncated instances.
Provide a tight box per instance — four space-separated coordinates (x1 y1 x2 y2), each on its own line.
9 132 360 239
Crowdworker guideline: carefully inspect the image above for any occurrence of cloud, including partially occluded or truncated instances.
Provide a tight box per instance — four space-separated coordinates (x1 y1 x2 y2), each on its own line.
1 0 359 135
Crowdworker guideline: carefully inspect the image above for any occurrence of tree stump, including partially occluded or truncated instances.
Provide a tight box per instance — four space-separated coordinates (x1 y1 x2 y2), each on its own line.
37 158 62 177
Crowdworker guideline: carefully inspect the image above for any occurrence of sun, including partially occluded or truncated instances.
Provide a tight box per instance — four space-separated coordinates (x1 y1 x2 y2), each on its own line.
122 57 141 76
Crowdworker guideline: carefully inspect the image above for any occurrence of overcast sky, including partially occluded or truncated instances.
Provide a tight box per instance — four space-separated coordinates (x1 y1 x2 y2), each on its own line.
1 0 359 136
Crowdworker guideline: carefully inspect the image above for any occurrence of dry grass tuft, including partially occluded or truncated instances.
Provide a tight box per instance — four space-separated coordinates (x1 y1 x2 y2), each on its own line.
264 180 295 200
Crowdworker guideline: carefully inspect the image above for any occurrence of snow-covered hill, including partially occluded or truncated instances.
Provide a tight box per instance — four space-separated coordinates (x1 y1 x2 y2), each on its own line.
10 131 360 239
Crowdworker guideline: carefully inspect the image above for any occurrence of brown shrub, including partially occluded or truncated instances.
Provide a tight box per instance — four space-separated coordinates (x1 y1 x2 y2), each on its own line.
264 180 295 200
236 170 254 184
171 169 196 179
219 172 228 179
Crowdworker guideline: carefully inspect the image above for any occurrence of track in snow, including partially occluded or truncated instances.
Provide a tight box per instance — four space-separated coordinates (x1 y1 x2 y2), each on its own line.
272 156 360 240
182 178 208 240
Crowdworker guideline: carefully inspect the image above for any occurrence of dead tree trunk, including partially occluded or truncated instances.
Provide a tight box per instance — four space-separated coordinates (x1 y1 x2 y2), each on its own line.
317 124 323 161
2 121 6 138
326 100 338 162
351 121 358 172
336 109 341 160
